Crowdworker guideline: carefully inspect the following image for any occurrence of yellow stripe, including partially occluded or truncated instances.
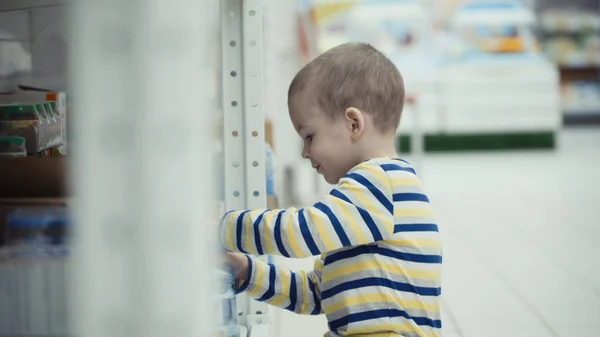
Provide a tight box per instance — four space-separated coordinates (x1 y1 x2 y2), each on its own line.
323 293 440 314
391 177 421 187
345 323 438 337
284 209 304 257
225 214 236 251
268 293 288 308
341 179 394 237
248 261 266 297
357 163 390 191
262 211 275 254
384 238 441 249
394 208 434 218
314 257 324 273
269 269 290 307
245 210 263 254
322 260 440 283
308 208 337 251
300 271 309 314
329 195 368 244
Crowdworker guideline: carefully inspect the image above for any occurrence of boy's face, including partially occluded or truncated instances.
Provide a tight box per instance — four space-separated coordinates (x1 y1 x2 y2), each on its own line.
289 95 358 184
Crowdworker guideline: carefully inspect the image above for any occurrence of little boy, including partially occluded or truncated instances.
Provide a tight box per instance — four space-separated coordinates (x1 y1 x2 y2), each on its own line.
220 43 442 337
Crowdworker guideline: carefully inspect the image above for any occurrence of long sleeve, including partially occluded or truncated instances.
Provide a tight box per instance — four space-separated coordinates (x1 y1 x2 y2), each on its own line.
219 161 395 258
236 255 324 315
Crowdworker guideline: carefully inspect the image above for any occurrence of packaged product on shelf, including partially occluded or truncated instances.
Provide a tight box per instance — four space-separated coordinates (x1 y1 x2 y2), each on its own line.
4 208 70 248
265 143 275 197
0 136 27 157
0 92 68 155
0 244 70 335
0 104 50 153
47 102 65 145
0 206 71 336
35 103 61 148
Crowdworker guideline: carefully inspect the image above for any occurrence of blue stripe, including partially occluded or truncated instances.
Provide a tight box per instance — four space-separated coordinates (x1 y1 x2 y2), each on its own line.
394 223 439 233
325 244 441 265
236 255 253 293
392 158 411 165
356 207 384 241
328 308 442 330
257 264 276 301
380 163 416 175
330 189 384 241
236 210 251 254
314 202 352 247
330 189 351 203
321 277 441 300
393 193 429 203
273 211 290 257
298 209 321 255
253 211 268 255
285 272 297 312
378 247 442 263
345 173 393 214
308 279 322 315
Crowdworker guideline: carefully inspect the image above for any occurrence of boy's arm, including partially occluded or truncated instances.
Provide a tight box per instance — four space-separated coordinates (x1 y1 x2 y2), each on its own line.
235 255 324 316
219 163 395 258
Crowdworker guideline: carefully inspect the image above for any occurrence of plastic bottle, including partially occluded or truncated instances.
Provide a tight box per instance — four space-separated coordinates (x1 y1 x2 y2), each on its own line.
48 102 65 149
35 104 59 148
2 208 71 335
43 102 63 148
215 265 241 337
4 209 54 248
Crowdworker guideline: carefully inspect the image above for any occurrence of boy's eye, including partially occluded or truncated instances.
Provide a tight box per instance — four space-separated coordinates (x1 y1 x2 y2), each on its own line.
305 135 313 141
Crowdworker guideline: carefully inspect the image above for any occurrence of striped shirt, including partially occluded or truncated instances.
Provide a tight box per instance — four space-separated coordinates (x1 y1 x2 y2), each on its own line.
219 158 442 337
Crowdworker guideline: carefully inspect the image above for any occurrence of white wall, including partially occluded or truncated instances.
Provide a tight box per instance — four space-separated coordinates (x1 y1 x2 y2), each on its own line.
0 5 67 92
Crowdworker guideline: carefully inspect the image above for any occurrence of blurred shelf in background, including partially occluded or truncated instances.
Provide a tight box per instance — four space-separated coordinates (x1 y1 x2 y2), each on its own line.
536 2 600 126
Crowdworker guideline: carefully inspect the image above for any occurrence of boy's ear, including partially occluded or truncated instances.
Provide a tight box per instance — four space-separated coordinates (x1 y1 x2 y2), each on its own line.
344 107 365 141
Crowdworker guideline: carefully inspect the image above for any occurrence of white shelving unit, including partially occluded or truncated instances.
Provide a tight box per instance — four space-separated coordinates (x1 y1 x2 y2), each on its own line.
220 0 271 335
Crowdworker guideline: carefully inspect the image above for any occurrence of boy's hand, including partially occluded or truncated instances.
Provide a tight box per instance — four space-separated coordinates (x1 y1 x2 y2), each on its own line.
226 252 249 280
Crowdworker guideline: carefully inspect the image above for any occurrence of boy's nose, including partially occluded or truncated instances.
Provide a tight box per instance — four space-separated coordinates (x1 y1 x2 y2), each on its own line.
301 146 310 159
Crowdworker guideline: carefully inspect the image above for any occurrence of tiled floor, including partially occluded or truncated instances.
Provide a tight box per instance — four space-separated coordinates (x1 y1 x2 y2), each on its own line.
277 128 600 337
423 128 600 337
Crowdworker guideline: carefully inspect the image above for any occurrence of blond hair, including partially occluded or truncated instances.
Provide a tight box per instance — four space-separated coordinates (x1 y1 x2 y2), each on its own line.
288 43 405 132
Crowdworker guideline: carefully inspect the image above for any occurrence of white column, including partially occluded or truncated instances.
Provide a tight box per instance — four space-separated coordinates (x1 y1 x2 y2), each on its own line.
69 1 220 336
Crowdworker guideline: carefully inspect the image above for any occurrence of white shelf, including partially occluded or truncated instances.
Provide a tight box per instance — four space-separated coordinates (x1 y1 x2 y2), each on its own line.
0 0 65 12
550 52 600 68
564 107 600 115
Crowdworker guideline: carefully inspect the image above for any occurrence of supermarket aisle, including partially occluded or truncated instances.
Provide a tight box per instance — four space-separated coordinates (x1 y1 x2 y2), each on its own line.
423 128 600 337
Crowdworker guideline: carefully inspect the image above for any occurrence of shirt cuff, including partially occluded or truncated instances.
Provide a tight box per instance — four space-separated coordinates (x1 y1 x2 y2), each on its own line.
234 255 253 294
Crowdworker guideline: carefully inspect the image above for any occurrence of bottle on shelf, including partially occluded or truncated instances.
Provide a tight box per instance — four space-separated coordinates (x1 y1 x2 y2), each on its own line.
35 103 61 148
48 102 65 146
1 207 71 335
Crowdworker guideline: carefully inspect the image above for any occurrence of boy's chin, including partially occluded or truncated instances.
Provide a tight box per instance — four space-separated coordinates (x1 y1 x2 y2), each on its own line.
323 175 339 185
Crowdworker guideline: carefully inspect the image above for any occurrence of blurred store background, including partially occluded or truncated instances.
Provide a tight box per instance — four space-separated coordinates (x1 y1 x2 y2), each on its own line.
0 0 598 336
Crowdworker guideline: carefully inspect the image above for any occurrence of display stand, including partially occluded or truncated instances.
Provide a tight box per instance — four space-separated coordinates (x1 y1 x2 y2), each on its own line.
221 0 271 335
